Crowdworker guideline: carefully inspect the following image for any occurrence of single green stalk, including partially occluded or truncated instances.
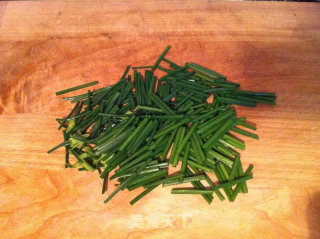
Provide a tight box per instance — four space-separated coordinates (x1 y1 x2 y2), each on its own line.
56 81 99 96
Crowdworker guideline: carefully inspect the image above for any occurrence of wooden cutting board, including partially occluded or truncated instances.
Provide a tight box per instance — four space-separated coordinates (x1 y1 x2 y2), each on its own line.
1 1 319 238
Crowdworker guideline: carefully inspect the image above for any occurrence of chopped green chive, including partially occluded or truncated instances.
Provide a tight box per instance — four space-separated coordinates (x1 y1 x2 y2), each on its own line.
56 81 99 96
162 174 206 187
152 45 172 70
50 46 275 205
204 118 235 151
171 175 253 194
137 105 164 113
231 126 259 140
130 185 159 205
179 141 191 182
132 66 153 70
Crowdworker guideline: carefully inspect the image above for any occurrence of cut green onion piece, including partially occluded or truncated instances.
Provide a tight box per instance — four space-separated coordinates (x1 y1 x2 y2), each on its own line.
154 118 191 139
152 45 171 70
229 155 240 181
130 185 159 205
137 105 164 113
171 189 213 194
180 141 191 182
171 175 252 194
204 118 235 151
187 160 215 173
186 62 226 80
118 117 150 151
132 66 153 70
208 150 233 167
104 173 137 203
203 173 225 201
217 97 256 107
163 175 206 187
56 81 99 96
236 119 257 130
230 126 259 140
150 93 176 115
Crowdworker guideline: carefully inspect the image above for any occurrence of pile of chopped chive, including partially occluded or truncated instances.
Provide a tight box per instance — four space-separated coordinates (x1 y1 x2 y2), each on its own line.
49 46 276 205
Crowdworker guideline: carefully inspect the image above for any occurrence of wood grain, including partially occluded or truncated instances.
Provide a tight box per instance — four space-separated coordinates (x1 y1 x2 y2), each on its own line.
0 1 320 239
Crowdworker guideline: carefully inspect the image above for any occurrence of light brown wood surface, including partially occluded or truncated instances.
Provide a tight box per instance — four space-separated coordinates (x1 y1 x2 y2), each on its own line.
0 1 320 238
